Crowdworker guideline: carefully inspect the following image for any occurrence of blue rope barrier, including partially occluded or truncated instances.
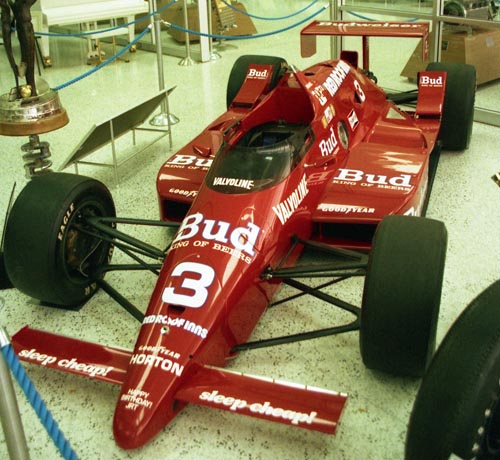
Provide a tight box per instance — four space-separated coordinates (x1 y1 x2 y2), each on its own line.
345 10 419 22
167 3 329 41
220 0 319 21
35 0 178 38
46 1 326 93
52 26 151 92
0 339 78 460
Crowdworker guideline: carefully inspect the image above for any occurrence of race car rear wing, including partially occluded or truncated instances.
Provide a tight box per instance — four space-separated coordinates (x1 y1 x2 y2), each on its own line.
301 21 429 71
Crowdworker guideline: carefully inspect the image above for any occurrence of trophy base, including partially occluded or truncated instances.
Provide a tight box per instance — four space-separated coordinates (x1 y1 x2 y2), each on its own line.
0 80 69 136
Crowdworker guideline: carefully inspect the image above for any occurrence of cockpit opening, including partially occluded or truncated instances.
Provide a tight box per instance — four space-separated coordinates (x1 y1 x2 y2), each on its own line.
206 122 312 194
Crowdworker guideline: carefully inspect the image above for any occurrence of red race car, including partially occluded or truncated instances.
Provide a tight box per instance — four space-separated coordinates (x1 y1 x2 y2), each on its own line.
4 22 475 449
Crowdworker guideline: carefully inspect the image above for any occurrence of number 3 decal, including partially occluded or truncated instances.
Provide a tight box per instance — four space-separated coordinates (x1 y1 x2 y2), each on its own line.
162 262 215 308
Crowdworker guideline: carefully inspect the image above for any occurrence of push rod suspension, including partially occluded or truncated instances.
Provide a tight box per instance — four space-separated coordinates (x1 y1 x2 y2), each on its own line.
283 278 361 317
232 319 360 353
269 275 352 307
86 217 166 259
96 279 145 322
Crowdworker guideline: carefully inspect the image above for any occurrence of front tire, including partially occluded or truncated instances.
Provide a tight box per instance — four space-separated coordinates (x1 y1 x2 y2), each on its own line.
406 280 500 460
360 215 447 377
4 173 115 308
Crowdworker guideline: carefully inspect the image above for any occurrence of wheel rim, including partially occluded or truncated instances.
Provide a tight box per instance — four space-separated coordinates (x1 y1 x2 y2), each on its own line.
485 388 500 455
60 198 113 284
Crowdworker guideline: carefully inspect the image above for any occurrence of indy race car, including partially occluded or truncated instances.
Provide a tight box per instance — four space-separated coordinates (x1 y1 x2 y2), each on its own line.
3 21 476 449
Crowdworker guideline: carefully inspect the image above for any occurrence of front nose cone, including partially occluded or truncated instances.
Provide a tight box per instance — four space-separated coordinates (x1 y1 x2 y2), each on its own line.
113 404 165 450
113 407 153 450
112 393 186 449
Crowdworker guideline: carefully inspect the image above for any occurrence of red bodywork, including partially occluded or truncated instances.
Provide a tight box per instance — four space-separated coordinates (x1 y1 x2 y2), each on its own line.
12 22 445 449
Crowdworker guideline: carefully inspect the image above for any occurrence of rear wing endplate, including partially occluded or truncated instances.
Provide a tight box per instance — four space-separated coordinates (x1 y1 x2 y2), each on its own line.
301 21 429 71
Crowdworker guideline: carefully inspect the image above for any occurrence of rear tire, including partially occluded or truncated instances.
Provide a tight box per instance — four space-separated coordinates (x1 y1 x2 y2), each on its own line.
4 173 115 308
406 280 500 460
426 61 476 151
360 216 447 377
226 55 287 108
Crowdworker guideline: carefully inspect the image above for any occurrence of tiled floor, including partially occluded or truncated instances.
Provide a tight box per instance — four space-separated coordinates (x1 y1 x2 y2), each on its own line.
0 2 499 459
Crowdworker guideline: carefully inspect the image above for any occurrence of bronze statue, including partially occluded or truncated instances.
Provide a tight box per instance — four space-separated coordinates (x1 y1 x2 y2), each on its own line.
1 0 37 97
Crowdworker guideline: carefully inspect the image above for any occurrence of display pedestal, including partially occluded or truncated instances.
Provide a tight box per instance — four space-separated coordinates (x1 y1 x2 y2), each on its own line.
401 27 500 85
136 1 256 42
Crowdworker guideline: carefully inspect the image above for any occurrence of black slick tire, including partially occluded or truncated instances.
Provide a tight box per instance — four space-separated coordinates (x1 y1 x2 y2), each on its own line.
4 172 115 308
426 61 476 151
406 279 500 460
360 215 447 377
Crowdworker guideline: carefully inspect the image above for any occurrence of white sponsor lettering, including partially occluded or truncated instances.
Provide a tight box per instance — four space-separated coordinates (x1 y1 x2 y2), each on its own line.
143 314 208 339
213 242 252 264
166 154 212 168
322 60 350 98
137 345 180 360
199 390 318 426
18 348 57 366
57 202 75 241
272 175 309 225
169 188 197 198
318 21 423 30
247 68 269 79
420 75 443 86
120 388 153 410
18 348 113 378
319 126 339 157
333 168 413 188
311 85 328 106
213 177 255 190
320 204 375 214
173 213 260 257
129 353 184 376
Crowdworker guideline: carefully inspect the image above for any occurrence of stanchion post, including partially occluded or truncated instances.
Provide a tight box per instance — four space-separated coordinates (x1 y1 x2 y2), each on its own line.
148 0 156 45
0 328 30 460
179 0 195 66
330 0 340 59
207 0 220 60
149 8 179 145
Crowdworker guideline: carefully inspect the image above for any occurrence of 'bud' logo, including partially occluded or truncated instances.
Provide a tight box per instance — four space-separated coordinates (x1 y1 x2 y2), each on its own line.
334 168 413 188
420 75 443 86
247 68 269 79
172 212 261 256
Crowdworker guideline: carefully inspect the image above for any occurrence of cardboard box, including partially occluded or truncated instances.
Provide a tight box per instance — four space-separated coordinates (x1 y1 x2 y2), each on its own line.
401 27 500 85
137 1 256 41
